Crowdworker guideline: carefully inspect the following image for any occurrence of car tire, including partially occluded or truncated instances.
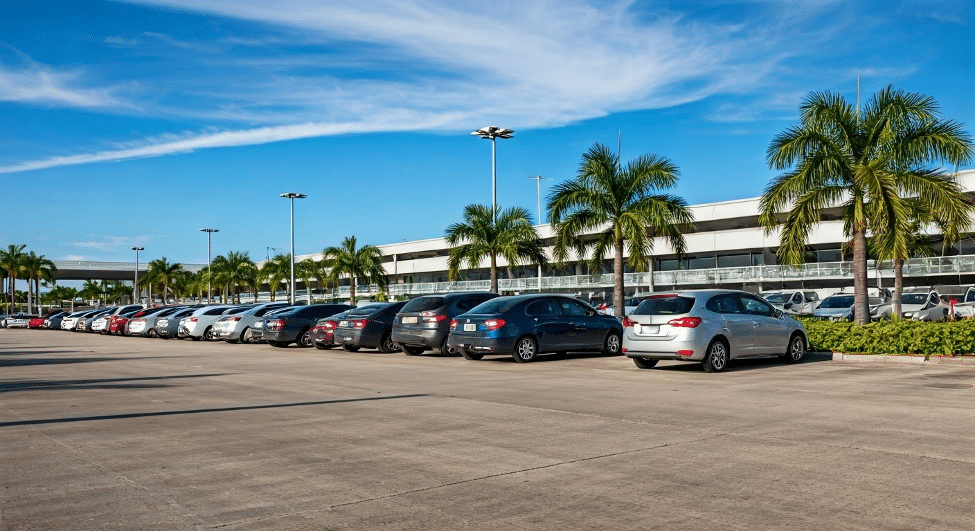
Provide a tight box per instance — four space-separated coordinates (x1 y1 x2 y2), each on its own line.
633 357 659 369
203 327 216 340
377 334 398 353
297 328 313 348
147 328 157 338
702 339 729 373
403 346 425 356
270 341 289 348
512 336 538 363
314 342 331 350
439 337 455 357
342 344 360 352
225 338 239 344
461 350 483 360
241 328 255 343
602 331 622 355
783 334 805 364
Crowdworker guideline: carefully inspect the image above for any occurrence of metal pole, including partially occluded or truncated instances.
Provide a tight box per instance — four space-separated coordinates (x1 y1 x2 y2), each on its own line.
491 136 497 223
207 233 212 302
290 196 295 305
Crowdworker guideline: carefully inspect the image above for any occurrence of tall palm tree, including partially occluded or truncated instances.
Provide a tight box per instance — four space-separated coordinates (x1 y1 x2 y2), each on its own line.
224 251 254 303
0 244 26 312
241 262 262 303
547 143 694 317
322 236 387 306
297 258 320 303
444 204 548 294
760 86 973 324
20 251 57 314
146 257 184 304
260 254 292 302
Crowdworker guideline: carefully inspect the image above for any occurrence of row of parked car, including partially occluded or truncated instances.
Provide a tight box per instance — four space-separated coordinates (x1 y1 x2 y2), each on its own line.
6 288 821 373
758 287 975 321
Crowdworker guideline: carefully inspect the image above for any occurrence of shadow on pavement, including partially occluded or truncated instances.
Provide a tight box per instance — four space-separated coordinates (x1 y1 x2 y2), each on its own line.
0 373 231 393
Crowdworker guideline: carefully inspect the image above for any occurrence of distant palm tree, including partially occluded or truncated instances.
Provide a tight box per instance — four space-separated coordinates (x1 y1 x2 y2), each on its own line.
241 262 262 303
323 236 387 306
444 204 548 294
260 254 292 302
547 143 693 316
80 280 102 305
20 251 57 314
0 244 26 312
760 86 973 324
297 258 321 303
224 251 255 303
146 257 184 304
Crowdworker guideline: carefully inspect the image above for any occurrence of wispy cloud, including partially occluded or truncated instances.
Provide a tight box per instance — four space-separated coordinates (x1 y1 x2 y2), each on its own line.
0 44 128 109
1 1 843 173
71 236 150 253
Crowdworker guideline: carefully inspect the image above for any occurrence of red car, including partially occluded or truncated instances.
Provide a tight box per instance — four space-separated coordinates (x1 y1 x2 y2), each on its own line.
29 310 65 329
108 309 142 335
310 309 355 350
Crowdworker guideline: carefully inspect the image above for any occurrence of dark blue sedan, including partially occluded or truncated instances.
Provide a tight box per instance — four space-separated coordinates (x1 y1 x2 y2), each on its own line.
446 294 624 362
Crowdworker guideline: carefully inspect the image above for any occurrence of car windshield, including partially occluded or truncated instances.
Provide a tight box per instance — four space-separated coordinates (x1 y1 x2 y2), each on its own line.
401 297 445 313
820 296 854 309
633 296 695 315
901 293 927 304
347 304 387 317
762 293 792 304
468 297 522 314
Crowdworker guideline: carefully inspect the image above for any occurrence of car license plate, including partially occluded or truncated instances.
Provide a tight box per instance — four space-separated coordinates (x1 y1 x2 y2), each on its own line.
636 324 659 334
402 316 418 324
464 323 476 332
339 320 349 327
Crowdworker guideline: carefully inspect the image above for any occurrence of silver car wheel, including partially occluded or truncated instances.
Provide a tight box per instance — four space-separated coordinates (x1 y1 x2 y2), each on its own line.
513 336 537 362
603 332 621 355
703 340 728 372
787 335 805 363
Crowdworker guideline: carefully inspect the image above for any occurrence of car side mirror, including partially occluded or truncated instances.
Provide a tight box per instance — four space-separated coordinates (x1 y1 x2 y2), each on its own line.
773 309 784 318
783 303 793 310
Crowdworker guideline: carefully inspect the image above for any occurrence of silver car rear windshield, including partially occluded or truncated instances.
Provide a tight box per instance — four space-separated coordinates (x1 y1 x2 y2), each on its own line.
820 296 854 309
633 296 695 315
469 298 522 314
401 297 445 313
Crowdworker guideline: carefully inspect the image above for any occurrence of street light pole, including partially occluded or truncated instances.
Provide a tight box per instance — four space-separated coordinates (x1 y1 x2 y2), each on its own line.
280 192 307 305
528 174 549 292
131 246 144 304
200 229 218 302
471 126 514 223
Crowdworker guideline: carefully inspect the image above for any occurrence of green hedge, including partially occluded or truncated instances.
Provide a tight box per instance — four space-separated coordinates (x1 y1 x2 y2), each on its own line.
797 317 975 357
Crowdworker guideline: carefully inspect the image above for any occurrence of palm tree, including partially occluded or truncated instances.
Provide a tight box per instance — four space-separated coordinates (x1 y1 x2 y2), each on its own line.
297 258 321 303
444 204 548 294
760 86 973 324
547 143 694 317
260 254 292 302
20 251 57 314
146 257 184 304
322 236 387 306
241 262 262 303
0 244 26 312
224 251 254 303
80 280 102 305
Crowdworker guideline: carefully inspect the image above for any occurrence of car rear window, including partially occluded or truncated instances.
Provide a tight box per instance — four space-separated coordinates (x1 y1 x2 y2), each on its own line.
401 296 445 313
348 304 386 317
633 296 695 315
468 297 521 314
820 296 854 308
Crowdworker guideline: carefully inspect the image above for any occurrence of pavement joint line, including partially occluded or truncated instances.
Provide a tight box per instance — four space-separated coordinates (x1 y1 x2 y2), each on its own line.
206 433 727 529
0 393 430 428
728 430 977 465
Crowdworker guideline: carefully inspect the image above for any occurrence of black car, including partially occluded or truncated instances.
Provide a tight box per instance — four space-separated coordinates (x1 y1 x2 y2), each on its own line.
446 294 624 362
334 302 408 353
262 304 355 347
392 292 499 356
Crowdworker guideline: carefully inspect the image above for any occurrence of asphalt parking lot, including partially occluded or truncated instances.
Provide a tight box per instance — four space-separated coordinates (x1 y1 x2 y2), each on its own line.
1 329 973 530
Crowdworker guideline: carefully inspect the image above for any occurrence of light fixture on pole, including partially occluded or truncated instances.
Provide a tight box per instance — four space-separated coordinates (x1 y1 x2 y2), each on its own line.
280 192 307 305
200 228 218 302
528 174 549 292
131 246 144 304
471 126 514 222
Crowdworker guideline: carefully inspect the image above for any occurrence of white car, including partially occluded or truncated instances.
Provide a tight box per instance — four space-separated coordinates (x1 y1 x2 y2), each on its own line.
761 291 820 315
875 290 950 321
177 305 242 340
951 287 974 319
213 302 291 343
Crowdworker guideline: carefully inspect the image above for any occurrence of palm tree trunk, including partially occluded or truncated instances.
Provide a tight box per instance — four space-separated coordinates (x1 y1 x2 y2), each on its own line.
27 279 33 314
349 276 356 306
892 259 904 321
614 237 625 317
852 227 871 324
490 255 498 294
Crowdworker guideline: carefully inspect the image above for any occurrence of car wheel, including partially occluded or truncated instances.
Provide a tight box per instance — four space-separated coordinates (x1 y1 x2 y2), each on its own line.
147 328 157 338
225 338 239 344
602 331 622 355
632 357 659 369
512 336 538 363
377 334 398 353
702 339 729 373
784 334 805 364
461 350 483 360
241 328 255 343
342 344 360 352
314 341 332 350
439 337 455 357
203 327 216 341
403 346 425 356
297 328 313 348
270 341 289 348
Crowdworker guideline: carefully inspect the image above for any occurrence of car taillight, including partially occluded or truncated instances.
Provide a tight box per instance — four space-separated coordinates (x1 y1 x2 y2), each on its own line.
266 319 284 331
449 319 458 330
132 318 145 323
352 319 367 329
622 316 637 327
484 319 506 331
313 321 335 332
421 312 448 322
667 317 702 328
228 317 241 321
189 317 199 322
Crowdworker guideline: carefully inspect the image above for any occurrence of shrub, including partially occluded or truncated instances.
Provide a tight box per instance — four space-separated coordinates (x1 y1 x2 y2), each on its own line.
797 317 975 356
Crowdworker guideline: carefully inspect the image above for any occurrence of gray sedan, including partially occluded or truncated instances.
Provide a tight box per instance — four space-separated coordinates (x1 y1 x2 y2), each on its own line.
213 302 290 343
623 290 808 373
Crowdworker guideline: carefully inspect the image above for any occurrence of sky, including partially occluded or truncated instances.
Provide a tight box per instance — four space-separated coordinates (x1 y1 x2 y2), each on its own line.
1 0 974 280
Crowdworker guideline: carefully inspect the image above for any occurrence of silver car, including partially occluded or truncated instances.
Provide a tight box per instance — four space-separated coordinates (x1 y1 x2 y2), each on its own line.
875 291 951 321
761 290 820 315
623 290 808 373
177 305 242 340
213 302 290 343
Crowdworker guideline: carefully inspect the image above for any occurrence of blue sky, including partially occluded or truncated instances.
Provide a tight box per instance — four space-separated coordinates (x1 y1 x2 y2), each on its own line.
1 0 973 275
